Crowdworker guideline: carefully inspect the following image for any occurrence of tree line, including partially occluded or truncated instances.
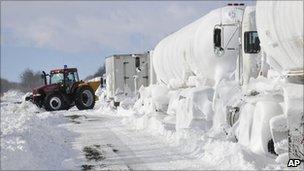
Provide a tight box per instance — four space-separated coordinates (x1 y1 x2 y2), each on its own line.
84 64 105 81
1 69 44 94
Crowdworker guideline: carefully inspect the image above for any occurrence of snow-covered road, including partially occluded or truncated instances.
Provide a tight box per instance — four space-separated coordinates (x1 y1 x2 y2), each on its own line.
64 111 210 170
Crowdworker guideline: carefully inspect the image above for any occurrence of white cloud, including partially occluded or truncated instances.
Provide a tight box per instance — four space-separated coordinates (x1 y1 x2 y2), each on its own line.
1 1 230 54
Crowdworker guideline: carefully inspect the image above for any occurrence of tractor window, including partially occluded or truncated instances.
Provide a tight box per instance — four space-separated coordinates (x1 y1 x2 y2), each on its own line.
75 72 79 82
50 73 64 84
244 31 261 53
66 72 79 83
66 73 75 83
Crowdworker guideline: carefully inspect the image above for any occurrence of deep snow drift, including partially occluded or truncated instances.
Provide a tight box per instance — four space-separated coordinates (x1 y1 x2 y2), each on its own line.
1 89 302 170
118 84 291 170
0 91 81 170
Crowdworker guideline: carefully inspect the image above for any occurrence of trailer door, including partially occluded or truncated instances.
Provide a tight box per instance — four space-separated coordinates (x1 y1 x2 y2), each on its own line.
123 60 134 93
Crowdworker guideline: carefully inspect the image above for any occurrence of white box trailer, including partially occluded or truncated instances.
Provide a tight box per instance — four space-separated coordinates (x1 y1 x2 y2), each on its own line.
105 52 150 99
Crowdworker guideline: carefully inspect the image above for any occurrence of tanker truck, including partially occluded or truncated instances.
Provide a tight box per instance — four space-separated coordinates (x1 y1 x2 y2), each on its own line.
212 1 303 162
149 1 303 163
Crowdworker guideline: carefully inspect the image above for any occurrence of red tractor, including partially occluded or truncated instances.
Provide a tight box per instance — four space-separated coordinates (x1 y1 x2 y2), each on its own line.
25 66 100 111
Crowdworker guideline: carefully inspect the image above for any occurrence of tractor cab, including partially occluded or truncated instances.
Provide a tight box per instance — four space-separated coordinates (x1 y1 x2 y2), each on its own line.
42 67 79 84
41 67 82 94
51 68 79 84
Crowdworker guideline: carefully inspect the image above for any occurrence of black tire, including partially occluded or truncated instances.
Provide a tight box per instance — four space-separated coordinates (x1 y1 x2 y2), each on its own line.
75 86 95 110
268 139 277 155
44 93 68 111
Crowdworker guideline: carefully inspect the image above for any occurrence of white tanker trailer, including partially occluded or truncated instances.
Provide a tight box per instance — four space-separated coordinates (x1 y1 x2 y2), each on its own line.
153 5 245 87
150 1 303 163
254 0 303 161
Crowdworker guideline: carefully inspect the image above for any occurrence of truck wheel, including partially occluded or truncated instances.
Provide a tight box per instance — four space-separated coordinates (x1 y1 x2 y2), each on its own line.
44 94 67 111
75 86 95 110
268 139 277 155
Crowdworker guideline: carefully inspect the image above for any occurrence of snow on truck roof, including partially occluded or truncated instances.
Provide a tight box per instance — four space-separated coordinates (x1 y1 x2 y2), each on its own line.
50 68 77 73
105 52 150 59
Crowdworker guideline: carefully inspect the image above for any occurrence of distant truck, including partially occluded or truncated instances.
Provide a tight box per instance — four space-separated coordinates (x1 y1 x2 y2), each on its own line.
105 53 150 99
25 66 100 111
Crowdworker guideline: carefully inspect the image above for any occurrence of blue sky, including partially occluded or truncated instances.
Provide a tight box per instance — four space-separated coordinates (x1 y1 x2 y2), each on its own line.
1 1 255 82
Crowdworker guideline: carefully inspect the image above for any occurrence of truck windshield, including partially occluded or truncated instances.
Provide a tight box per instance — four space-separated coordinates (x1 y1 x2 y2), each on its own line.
50 73 64 84
244 31 261 53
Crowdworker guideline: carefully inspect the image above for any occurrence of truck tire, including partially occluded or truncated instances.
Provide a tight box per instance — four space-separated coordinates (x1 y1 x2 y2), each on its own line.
268 139 277 155
44 93 67 111
250 101 283 155
75 86 95 110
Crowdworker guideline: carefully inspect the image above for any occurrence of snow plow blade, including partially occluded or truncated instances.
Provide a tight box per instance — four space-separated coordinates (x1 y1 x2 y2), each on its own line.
86 81 100 92
86 81 100 101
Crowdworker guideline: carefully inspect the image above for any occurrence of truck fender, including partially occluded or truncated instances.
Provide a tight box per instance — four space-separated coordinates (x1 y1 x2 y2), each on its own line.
249 101 283 155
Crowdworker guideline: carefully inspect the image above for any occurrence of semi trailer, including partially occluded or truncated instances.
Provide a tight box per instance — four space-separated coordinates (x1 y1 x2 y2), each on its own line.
150 1 303 162
213 1 303 161
105 53 150 99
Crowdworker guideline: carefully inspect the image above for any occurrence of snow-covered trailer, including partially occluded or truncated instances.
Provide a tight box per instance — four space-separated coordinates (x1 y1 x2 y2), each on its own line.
149 50 157 86
152 5 245 87
213 1 303 161
255 1 303 161
148 1 303 163
105 53 150 99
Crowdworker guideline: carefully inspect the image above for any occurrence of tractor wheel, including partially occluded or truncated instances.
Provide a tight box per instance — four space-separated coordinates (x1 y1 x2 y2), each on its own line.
75 86 95 110
44 93 67 111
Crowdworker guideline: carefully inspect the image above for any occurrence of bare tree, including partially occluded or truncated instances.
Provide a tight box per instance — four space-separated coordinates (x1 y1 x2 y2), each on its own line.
0 78 19 94
20 69 44 92
85 64 106 80
0 69 44 94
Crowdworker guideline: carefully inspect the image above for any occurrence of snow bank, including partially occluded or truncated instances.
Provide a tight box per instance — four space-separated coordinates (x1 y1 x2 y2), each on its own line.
107 83 287 170
1 91 80 170
98 74 295 169
91 75 304 169
173 87 214 131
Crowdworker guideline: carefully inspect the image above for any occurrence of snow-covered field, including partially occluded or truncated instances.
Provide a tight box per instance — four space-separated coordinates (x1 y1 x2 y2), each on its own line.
0 90 302 170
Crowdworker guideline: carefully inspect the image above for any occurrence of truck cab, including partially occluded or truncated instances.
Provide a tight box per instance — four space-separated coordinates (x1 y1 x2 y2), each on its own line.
213 3 303 162
241 6 262 85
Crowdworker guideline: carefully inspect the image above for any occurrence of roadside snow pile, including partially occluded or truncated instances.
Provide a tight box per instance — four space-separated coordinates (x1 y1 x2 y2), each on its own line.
0 91 79 170
107 83 288 170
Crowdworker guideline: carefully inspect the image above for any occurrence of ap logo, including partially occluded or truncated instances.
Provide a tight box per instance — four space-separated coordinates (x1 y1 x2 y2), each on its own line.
287 159 302 167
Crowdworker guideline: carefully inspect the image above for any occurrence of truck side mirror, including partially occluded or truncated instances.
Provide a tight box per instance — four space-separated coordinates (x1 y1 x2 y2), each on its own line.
214 28 222 47
214 27 225 56
135 57 140 68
